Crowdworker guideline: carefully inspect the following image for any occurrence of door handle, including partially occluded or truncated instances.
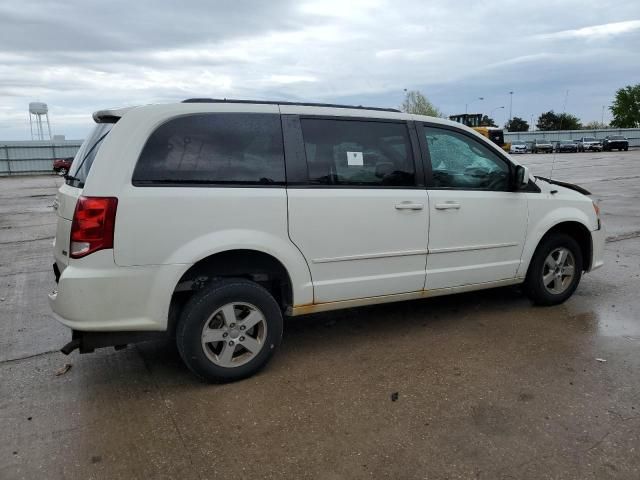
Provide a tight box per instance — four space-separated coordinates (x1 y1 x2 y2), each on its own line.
395 202 424 210
435 202 461 210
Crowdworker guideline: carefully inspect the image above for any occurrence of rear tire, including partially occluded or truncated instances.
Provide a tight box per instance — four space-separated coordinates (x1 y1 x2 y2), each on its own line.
176 278 283 382
524 233 583 306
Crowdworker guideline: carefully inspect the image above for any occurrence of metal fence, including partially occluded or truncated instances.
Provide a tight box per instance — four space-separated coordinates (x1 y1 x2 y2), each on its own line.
505 127 640 147
0 140 82 176
1 127 638 176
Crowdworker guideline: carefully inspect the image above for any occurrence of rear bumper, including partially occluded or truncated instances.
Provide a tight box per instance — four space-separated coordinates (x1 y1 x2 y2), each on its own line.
49 251 187 332
60 329 168 355
589 226 606 272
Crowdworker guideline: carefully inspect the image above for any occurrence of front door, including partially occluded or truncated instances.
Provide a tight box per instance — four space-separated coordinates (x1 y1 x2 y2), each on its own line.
420 124 528 290
287 117 429 303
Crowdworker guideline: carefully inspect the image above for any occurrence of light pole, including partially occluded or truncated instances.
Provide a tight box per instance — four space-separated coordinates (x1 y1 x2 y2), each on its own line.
465 97 484 115
508 91 514 123
530 114 534 132
601 105 606 126
490 106 505 126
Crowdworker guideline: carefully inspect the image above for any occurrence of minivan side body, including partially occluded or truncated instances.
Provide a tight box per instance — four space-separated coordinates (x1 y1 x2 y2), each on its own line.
49 101 605 381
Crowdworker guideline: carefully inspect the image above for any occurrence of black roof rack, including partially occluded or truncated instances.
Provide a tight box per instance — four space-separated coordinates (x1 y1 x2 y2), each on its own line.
182 98 401 113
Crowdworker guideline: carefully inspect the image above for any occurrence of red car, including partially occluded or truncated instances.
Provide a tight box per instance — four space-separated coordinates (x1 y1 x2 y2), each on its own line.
52 157 73 175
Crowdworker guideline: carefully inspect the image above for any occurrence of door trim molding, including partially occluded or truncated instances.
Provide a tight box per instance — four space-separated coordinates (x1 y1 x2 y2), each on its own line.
428 242 518 254
312 249 428 264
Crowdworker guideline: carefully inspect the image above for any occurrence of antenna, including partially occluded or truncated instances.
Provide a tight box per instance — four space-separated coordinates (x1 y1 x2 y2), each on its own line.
549 89 569 180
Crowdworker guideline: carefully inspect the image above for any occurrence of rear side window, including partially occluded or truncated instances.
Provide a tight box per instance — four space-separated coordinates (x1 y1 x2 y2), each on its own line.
133 113 285 186
300 118 416 187
67 123 113 187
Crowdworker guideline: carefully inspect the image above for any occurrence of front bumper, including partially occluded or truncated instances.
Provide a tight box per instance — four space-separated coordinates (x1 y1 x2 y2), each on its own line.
584 145 602 151
590 226 605 271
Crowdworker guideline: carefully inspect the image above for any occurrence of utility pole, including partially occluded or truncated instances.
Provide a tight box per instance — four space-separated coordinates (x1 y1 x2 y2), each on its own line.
601 105 605 125
465 97 484 115
490 106 505 127
530 114 534 132
508 91 514 123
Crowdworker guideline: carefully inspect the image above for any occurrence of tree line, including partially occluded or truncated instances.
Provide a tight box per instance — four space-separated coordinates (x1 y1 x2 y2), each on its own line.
401 84 640 132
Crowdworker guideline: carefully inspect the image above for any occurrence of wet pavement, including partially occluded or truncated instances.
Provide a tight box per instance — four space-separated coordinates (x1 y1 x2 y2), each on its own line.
1 151 639 479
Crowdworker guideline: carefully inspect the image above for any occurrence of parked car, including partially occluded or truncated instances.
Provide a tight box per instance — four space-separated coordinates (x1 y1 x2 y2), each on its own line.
554 139 578 153
52 157 73 175
531 139 553 153
50 99 605 382
602 135 629 151
509 142 528 154
577 137 602 152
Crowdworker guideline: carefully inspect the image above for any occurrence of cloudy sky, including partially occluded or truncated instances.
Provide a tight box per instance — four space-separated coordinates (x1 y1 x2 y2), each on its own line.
1 0 639 139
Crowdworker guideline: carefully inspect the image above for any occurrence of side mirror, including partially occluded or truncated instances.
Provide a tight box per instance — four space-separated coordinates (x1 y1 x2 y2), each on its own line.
515 165 530 189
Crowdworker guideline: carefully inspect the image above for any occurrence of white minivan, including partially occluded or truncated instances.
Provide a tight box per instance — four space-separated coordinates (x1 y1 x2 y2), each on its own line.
50 99 605 382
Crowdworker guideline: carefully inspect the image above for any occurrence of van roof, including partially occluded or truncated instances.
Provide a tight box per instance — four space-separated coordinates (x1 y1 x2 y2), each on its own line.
182 98 401 113
92 100 468 132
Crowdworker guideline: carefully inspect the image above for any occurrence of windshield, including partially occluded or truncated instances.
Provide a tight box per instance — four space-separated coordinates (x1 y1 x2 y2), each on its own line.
583 137 596 142
610 136 625 140
66 123 113 187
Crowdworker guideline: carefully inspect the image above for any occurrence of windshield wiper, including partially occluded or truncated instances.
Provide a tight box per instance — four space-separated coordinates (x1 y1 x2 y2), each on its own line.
64 173 84 187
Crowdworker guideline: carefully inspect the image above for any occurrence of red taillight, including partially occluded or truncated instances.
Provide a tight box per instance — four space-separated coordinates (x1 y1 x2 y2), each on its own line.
70 196 118 259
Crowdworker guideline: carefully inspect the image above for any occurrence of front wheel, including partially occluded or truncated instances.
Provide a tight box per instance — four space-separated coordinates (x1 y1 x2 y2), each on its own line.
176 278 283 382
524 233 583 306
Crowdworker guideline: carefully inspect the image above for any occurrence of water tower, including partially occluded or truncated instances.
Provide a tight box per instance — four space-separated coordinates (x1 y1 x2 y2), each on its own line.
29 102 52 140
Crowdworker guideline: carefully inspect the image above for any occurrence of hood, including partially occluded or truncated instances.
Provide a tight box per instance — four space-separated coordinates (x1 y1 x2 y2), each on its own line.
535 176 591 196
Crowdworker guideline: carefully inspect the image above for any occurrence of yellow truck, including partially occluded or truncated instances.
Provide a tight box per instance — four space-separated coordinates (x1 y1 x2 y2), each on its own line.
449 114 510 152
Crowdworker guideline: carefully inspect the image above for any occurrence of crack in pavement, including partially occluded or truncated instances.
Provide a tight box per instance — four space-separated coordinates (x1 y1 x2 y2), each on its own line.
1 348 61 365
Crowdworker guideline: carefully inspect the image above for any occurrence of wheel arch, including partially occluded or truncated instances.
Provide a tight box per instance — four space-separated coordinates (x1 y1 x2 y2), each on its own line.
168 249 296 333
524 220 593 278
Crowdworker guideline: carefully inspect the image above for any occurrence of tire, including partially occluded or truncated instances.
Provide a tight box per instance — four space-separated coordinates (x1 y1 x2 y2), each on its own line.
524 233 583 306
176 278 283 383
625 147 628 151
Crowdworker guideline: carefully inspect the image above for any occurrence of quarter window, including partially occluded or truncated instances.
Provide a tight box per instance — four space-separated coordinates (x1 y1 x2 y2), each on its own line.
133 113 285 185
300 118 416 187
424 127 510 191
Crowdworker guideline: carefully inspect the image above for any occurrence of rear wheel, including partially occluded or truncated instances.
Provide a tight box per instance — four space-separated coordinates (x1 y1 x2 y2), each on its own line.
524 233 583 306
176 278 283 382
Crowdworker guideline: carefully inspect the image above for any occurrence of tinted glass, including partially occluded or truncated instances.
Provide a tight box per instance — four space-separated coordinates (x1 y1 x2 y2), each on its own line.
424 127 510 191
67 123 113 187
610 136 625 140
300 118 415 187
133 113 285 185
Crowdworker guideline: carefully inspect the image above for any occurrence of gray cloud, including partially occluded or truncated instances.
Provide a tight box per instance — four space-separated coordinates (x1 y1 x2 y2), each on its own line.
1 0 639 139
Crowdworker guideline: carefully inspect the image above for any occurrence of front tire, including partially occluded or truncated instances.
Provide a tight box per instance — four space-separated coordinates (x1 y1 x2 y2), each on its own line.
524 233 583 306
176 278 283 382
